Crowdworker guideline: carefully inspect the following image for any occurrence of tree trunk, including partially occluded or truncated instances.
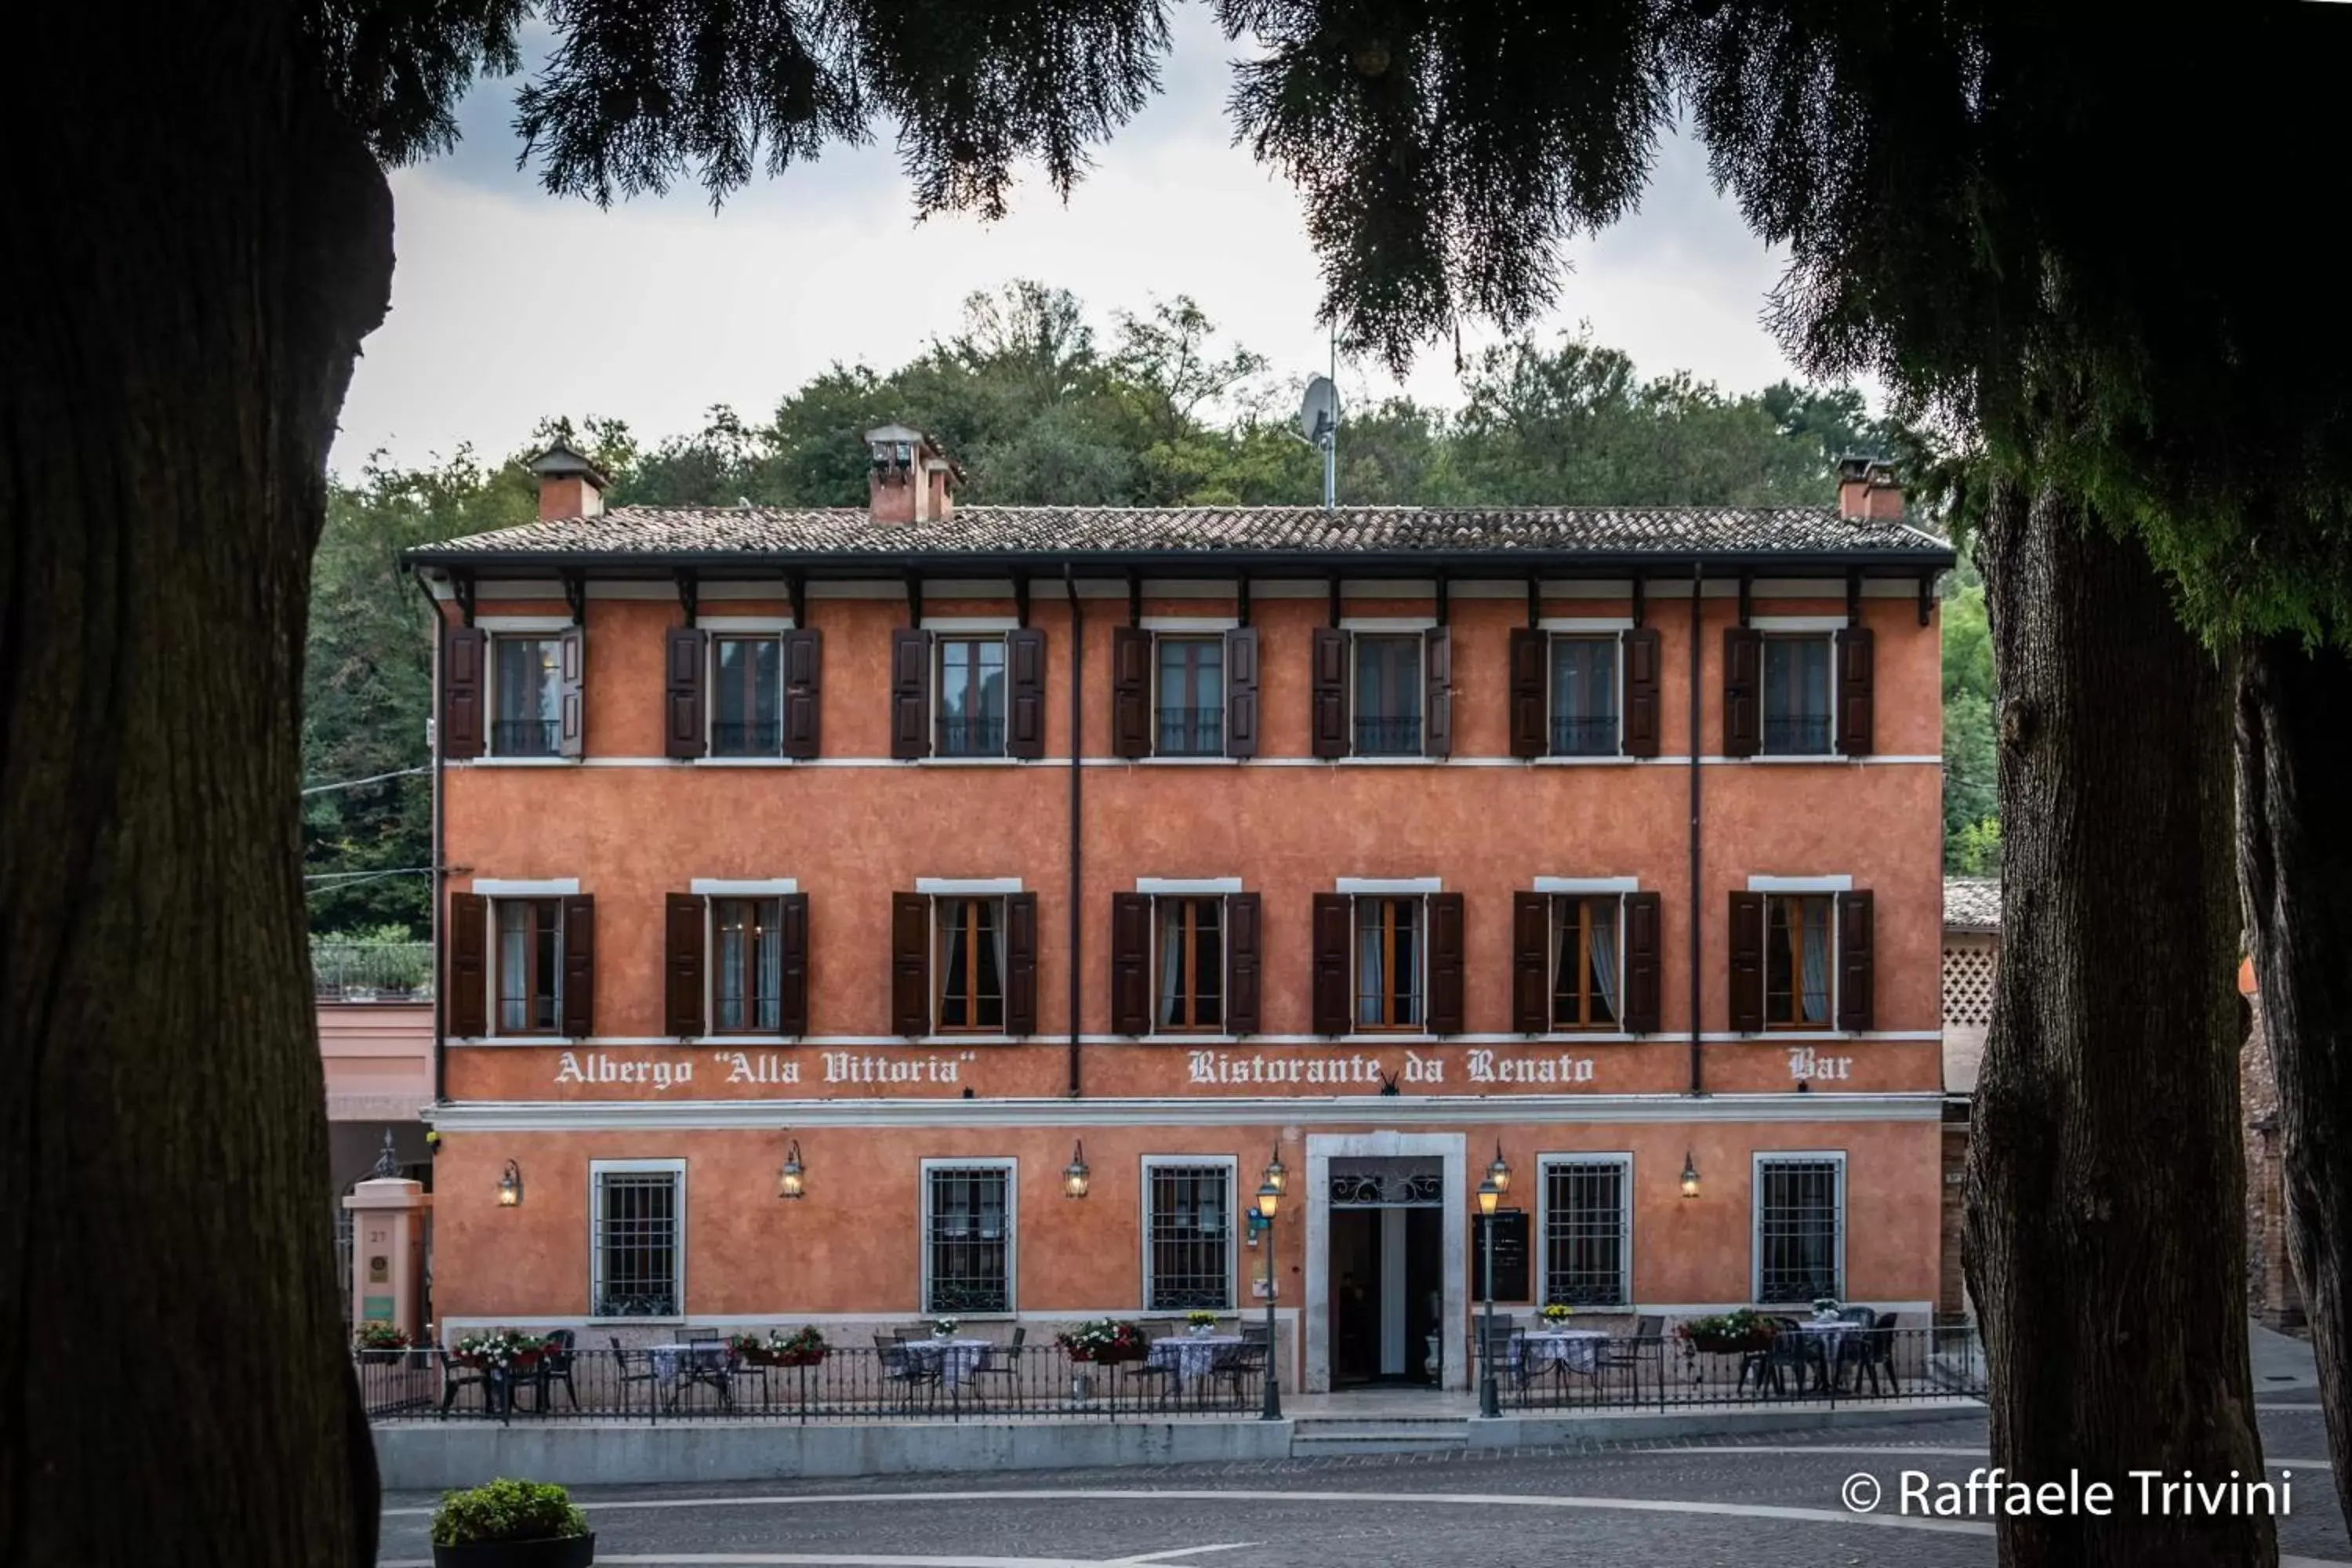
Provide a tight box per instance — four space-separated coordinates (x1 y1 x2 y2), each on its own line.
2237 637 2352 1524
1965 484 2270 1566
1 4 394 1563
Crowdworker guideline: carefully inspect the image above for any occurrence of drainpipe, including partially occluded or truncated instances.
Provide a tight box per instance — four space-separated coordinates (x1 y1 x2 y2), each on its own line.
1065 564 1083 1099
408 564 450 1107
1687 558 1704 1097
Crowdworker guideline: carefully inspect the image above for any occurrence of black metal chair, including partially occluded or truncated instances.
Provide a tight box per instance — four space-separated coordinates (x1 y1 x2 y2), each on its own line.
1826 1306 1878 1392
517 1328 579 1412
1476 1314 1527 1392
876 1332 941 1411
1120 1327 1179 1406
438 1350 495 1417
1208 1339 1268 1408
969 1324 1026 1406
610 1334 659 1412
1737 1317 1811 1397
1852 1312 1901 1396
1594 1314 1666 1401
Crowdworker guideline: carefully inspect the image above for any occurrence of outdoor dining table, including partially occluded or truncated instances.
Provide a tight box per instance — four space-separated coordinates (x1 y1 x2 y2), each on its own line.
1511 1328 1610 1377
902 1336 994 1388
1145 1333 1245 1388
1794 1317 1859 1390
650 1341 736 1409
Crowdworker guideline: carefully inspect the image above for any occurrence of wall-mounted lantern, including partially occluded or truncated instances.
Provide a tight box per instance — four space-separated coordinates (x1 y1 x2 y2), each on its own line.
1486 1141 1512 1197
1681 1152 1700 1200
777 1139 807 1200
1265 1145 1287 1196
1063 1141 1091 1199
497 1160 524 1208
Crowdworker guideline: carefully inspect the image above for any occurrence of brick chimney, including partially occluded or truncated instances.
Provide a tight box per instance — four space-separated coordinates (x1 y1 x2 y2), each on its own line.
530 442 609 521
1837 455 1904 521
866 424 960 524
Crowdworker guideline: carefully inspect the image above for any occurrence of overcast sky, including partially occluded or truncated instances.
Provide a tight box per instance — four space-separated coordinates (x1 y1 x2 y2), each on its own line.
333 8 1813 476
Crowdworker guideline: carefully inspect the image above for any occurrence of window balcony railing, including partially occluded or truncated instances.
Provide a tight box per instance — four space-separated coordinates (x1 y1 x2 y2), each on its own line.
1762 713 1834 755
715 996 783 1033
1550 714 1618 756
492 718 562 757
713 720 782 757
1155 706 1225 757
312 942 434 1001
936 716 1007 758
1353 715 1423 756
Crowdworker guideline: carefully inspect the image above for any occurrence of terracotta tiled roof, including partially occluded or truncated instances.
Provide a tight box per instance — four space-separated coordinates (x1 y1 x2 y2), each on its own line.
408 503 1953 562
1944 877 2002 933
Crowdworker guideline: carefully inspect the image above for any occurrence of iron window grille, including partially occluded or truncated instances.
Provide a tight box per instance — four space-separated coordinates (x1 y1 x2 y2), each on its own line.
1755 1156 1844 1303
925 1164 1012 1314
1145 1163 1233 1311
491 636 564 757
1541 1157 1630 1305
1548 635 1619 756
937 636 1008 757
713 635 783 757
493 898 562 1035
1760 635 1834 755
592 1167 682 1318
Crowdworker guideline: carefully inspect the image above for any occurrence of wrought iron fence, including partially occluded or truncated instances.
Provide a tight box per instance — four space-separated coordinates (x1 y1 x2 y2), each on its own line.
1489 1320 1984 1412
1352 715 1423 755
312 942 434 1000
1154 707 1225 757
492 718 563 757
937 717 1007 757
1549 715 1617 756
358 1340 1267 1424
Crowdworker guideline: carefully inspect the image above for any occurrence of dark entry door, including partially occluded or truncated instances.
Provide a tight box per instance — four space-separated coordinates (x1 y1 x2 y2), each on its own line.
1330 1206 1443 1385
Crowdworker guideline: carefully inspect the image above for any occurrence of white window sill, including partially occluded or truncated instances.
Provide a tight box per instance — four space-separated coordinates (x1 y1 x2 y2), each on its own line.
695 757 797 768
464 756 575 767
587 1316 686 1327
1529 754 1641 766
913 757 1028 767
1129 755 1243 766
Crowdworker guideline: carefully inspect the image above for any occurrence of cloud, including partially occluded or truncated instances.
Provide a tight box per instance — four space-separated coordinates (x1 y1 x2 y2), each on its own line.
334 15 1815 474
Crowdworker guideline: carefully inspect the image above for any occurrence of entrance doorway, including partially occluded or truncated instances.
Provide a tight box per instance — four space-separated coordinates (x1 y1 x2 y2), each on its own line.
1327 1160 1443 1386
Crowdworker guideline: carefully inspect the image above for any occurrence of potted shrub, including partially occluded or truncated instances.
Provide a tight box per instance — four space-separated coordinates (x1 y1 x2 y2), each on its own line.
775 1326 829 1367
452 1329 550 1372
1185 1310 1218 1338
1538 1302 1575 1327
355 1321 414 1364
1675 1308 1777 1354
430 1478 593 1567
1055 1318 1148 1365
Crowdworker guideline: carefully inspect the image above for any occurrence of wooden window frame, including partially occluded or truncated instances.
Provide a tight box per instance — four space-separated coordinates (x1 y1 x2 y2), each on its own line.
1352 895 1424 1033
1759 632 1836 757
710 634 783 758
1150 895 1225 1034
488 633 564 758
1550 895 1624 1032
1546 633 1622 757
710 895 784 1033
1151 634 1226 758
1763 891 1837 1029
492 896 562 1037
934 895 1007 1034
1349 633 1425 757
935 633 1008 759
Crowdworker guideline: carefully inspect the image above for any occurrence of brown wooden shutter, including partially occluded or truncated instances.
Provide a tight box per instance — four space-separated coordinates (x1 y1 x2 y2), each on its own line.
1512 891 1549 1033
782 629 822 760
664 626 707 760
1110 892 1152 1035
1621 626 1661 758
1508 628 1546 759
558 625 586 758
1225 891 1262 1034
890 629 932 760
1621 890 1662 1033
446 891 488 1036
1722 626 1762 757
1427 891 1466 1034
1312 892 1351 1034
441 624 486 760
891 892 931 1035
560 893 596 1038
1836 889 1875 1032
1835 626 1876 757
1728 890 1766 1033
1006 629 1047 760
778 892 811 1035
1422 626 1453 759
1224 626 1259 759
1004 891 1040 1034
1311 628 1350 759
663 892 704 1037
1110 626 1152 760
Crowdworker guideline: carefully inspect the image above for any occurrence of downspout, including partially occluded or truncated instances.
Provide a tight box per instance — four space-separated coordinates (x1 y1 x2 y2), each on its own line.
1687 558 1704 1097
408 564 449 1107
1064 564 1083 1099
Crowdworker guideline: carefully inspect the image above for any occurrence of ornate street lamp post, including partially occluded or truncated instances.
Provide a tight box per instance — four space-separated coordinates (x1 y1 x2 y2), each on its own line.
1256 1168 1283 1421
1476 1170 1504 1418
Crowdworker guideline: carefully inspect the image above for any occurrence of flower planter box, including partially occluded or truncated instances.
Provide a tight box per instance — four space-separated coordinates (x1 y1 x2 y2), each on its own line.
431 1533 595 1568
777 1348 826 1368
358 1348 408 1366
1683 1331 1776 1355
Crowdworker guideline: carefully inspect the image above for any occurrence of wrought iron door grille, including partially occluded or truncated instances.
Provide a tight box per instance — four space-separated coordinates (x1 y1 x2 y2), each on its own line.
1328 1163 1445 1207
593 1171 680 1317
927 1166 1011 1313
1147 1165 1232 1310
1541 1160 1628 1305
1756 1158 1843 1302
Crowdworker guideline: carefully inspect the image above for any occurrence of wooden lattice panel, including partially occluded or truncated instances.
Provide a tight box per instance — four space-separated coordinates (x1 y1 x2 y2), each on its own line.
1942 943 1999 1029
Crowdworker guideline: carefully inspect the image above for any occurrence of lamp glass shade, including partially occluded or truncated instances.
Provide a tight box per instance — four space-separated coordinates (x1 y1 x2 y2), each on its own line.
1063 1161 1091 1199
778 1141 806 1200
1487 1145 1512 1195
1255 1181 1280 1219
1475 1175 1501 1217
1679 1154 1700 1199
1266 1152 1287 1193
496 1161 522 1207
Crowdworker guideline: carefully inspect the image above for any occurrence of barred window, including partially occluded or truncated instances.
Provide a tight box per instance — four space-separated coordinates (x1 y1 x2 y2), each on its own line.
1755 1156 1844 1303
1541 1157 1629 1306
592 1163 682 1317
925 1163 1013 1314
1145 1162 1232 1311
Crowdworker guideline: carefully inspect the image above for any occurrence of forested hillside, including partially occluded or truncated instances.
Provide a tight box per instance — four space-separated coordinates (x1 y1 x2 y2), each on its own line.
304 282 1992 935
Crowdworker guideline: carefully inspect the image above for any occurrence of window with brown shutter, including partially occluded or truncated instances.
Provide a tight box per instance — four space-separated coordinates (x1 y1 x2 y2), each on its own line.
1426 891 1465 1033
890 629 932 760
782 629 822 760
713 636 782 757
1835 626 1876 756
1310 627 1350 759
441 625 487 760
664 626 708 760
891 891 931 1033
1728 890 1766 1033
1512 892 1549 1032
1006 629 1047 760
1351 896 1426 1030
558 625 586 758
1548 895 1622 1029
1762 892 1835 1028
1508 628 1546 759
560 893 596 1038
713 897 787 1031
1154 636 1225 757
663 892 704 1037
1151 897 1225 1030
1110 626 1152 760
1550 635 1618 756
1223 627 1259 759
492 898 562 1033
1835 889 1874 1031
447 891 488 1035
1621 627 1661 757
1422 627 1453 759
1621 890 1662 1033
1004 891 1040 1033
1311 891 1351 1033
1225 891 1261 1033
1109 891 1152 1034
1723 626 1762 757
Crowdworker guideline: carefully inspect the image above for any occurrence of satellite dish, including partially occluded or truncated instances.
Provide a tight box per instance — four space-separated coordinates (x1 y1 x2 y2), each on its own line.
1298 376 1341 444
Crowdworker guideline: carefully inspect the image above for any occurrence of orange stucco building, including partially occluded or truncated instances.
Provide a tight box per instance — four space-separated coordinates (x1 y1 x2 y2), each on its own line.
405 434 1954 1392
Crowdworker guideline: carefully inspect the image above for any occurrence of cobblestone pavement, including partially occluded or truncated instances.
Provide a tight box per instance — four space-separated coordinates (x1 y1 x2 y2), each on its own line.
379 1408 2348 1567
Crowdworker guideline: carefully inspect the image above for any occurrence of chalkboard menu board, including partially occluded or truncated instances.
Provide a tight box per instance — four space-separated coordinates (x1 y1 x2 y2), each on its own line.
1472 1208 1532 1303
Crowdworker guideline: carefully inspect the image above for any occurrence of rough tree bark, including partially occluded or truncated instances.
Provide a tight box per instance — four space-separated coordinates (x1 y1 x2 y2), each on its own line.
1 2 394 1563
2237 637 2352 1526
1965 485 2271 1567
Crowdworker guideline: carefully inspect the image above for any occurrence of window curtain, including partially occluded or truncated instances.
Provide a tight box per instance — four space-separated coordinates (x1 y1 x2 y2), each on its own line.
717 911 746 1030
496 905 527 1029
988 900 1007 1014
1800 898 1831 1023
757 902 782 1030
1588 899 1621 1018
1158 904 1184 1026
1356 903 1385 1026
938 900 967 1022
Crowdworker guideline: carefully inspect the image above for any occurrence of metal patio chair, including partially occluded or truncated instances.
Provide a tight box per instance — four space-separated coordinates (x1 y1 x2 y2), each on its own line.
1594 1314 1666 1402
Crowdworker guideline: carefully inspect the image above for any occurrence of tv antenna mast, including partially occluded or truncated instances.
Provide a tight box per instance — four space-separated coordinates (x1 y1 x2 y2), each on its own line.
1296 328 1341 510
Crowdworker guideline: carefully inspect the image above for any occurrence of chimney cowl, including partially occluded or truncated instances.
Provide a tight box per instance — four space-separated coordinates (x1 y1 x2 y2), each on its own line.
1837 452 1902 521
864 423 960 525
529 441 610 521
